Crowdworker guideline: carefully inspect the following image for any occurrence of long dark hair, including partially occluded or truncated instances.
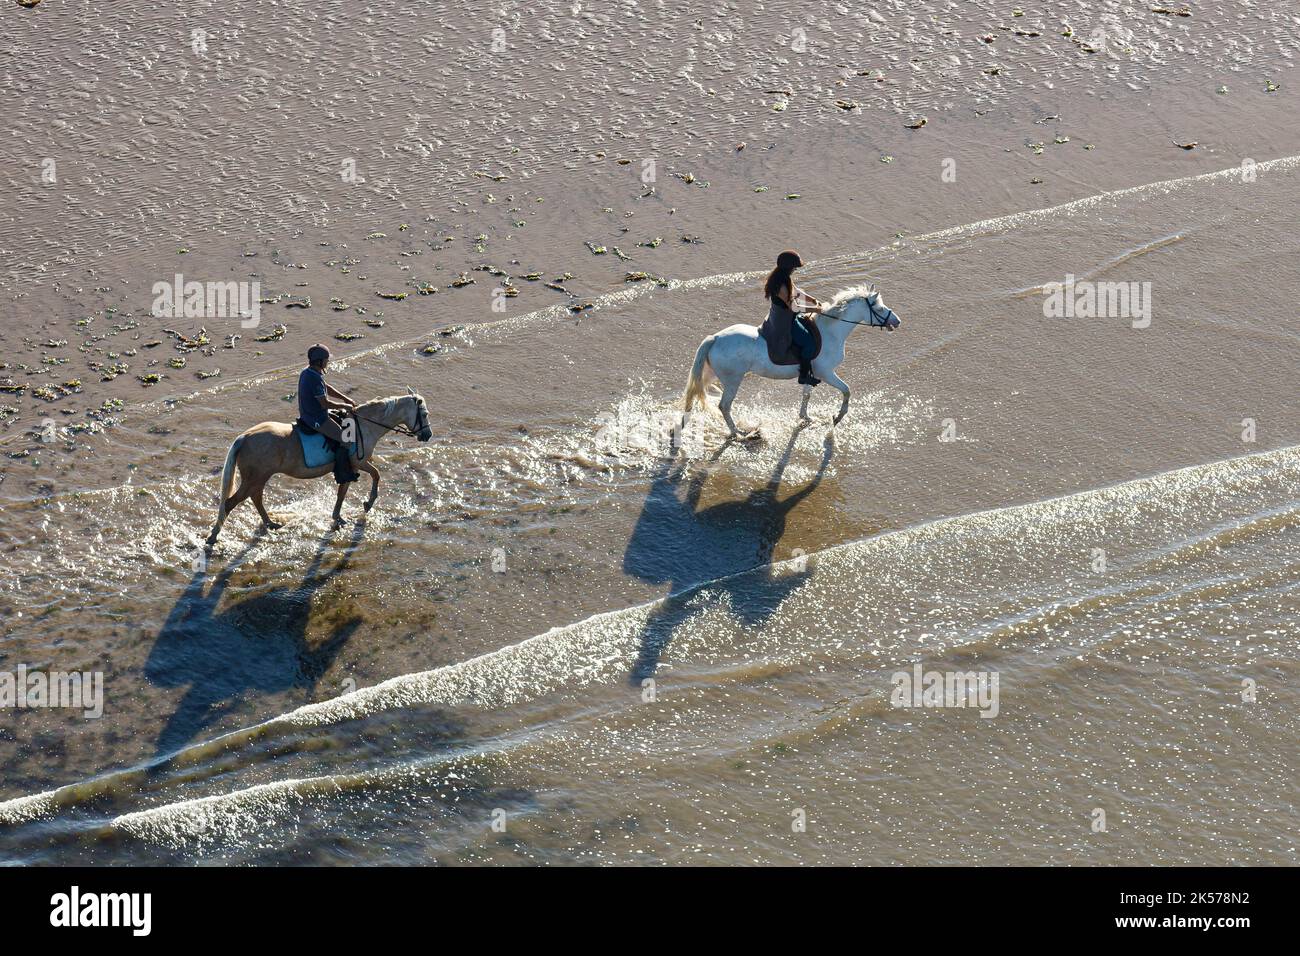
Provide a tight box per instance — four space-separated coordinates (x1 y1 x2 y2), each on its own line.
764 250 803 300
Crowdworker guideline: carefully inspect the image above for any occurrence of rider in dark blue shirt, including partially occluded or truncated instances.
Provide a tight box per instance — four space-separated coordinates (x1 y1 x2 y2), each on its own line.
298 365 329 428
297 344 359 480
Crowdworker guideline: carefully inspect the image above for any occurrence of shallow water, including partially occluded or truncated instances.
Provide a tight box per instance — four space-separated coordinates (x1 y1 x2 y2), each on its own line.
2 1 1299 865
4 156 1300 864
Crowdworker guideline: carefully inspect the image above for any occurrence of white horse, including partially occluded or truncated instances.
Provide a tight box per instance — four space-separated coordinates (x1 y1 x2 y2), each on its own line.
681 283 901 437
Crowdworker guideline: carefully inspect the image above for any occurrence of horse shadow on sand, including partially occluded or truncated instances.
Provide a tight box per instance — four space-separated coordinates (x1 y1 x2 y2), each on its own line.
145 520 367 756
622 422 833 684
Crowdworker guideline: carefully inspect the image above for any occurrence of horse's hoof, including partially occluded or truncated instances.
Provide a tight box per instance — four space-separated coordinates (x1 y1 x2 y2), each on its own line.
264 521 285 531
364 500 375 513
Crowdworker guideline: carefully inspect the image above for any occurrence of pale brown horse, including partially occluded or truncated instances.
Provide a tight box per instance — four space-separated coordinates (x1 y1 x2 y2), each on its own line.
206 392 432 545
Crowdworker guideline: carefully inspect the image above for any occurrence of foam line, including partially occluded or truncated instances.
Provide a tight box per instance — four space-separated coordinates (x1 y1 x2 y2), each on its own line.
3 441 1296 826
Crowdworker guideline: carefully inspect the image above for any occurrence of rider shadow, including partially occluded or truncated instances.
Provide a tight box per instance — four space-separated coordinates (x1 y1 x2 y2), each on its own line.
622 422 833 684
145 521 368 757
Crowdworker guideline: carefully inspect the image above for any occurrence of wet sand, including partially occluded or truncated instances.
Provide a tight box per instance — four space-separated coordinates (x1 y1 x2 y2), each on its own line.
1 1 1298 864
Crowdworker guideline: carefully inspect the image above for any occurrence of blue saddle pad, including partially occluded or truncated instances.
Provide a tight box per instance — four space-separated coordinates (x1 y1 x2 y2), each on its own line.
297 427 357 469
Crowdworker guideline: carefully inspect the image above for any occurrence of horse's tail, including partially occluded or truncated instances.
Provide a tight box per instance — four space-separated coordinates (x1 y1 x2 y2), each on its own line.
216 436 245 521
682 335 716 412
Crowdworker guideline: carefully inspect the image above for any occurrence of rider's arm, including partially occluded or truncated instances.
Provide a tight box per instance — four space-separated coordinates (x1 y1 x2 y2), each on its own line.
323 382 357 409
315 391 352 414
794 286 823 307
325 381 355 404
791 286 825 314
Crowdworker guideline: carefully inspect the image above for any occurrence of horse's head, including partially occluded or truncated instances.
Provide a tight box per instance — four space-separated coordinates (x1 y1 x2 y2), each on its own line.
836 284 901 331
404 389 433 441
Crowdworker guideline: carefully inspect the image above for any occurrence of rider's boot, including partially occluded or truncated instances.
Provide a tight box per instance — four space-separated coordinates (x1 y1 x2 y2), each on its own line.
798 357 820 387
334 444 359 484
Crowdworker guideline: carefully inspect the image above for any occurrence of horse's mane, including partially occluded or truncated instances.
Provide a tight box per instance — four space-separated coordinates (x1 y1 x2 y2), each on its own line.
358 394 416 411
825 283 877 312
356 394 419 420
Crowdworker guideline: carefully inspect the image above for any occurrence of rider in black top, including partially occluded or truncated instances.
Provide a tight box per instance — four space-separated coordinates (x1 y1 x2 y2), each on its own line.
761 250 826 385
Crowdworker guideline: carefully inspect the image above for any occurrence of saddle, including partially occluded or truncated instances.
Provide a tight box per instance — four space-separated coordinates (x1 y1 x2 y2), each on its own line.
294 413 360 484
762 317 822 366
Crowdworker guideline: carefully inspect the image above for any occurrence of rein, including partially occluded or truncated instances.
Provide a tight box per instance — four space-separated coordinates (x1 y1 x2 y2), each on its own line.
818 297 895 328
355 414 417 436
349 398 428 438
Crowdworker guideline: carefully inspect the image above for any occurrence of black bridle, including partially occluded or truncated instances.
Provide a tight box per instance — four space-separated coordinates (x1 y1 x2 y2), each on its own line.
350 396 429 439
819 294 897 328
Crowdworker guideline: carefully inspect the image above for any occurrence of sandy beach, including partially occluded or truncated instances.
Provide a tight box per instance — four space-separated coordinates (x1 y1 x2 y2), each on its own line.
1 0 1297 865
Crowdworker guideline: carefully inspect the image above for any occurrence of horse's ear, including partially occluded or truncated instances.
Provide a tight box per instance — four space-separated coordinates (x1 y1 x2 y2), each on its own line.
406 386 416 396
